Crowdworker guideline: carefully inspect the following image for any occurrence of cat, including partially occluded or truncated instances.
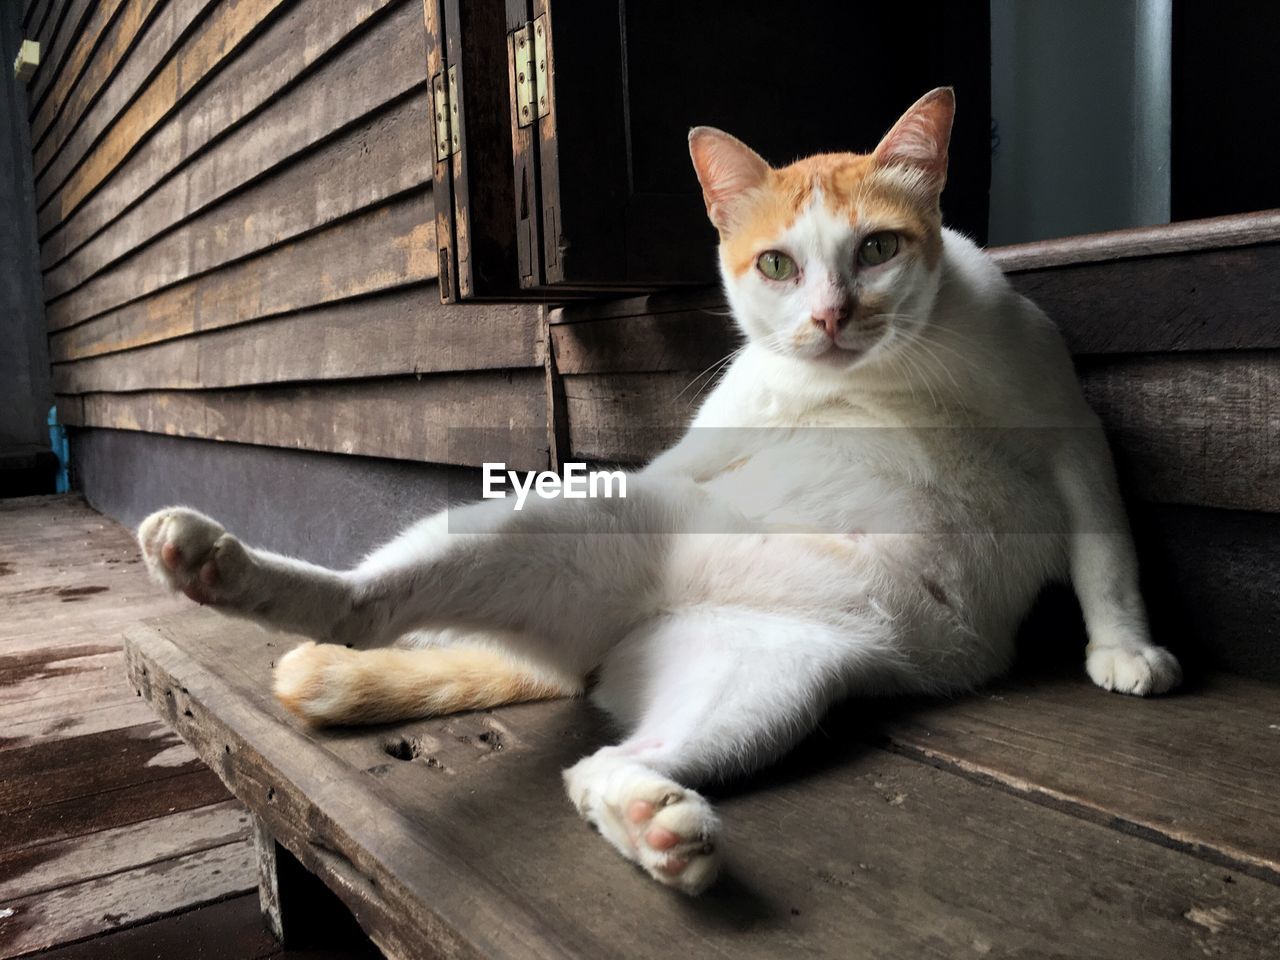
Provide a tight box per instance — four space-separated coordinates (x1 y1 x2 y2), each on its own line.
137 87 1181 896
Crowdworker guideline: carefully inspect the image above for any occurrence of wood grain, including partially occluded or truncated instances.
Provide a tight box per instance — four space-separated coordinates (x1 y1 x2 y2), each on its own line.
28 0 129 145
60 371 550 471
0 842 256 958
874 672 1280 881
47 0 291 227
124 609 1280 959
40 0 414 280
25 0 96 116
51 286 540 394
1079 352 1279 512
45 90 431 326
49 189 437 357
33 0 217 200
990 208 1280 271
0 800 249 901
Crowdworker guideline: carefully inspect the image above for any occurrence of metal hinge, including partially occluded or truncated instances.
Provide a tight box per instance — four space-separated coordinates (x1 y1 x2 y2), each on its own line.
432 64 459 160
512 15 550 128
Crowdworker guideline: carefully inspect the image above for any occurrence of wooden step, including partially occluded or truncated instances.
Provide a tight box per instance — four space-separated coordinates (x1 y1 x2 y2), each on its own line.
123 609 1280 960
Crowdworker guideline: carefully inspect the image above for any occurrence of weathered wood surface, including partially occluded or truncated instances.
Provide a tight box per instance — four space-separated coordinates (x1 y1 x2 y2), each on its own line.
0 497 272 956
0 800 249 901
28 0 129 145
0 842 257 958
24 0 96 117
52 288 540 394
48 189 437 357
39 0 290 229
58 371 549 471
41 0 418 282
30 0 165 167
126 608 1280 959
46 91 431 327
874 674 1280 881
988 208 1280 271
33 0 219 204
18 891 379 960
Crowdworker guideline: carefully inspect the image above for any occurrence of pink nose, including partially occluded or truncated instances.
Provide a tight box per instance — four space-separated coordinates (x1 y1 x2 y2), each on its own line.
810 304 850 340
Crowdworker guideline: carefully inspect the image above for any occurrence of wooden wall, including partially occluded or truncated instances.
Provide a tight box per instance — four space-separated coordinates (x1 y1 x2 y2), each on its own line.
26 0 548 479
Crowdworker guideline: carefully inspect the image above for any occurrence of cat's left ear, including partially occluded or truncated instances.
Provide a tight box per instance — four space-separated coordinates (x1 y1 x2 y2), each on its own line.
689 127 770 232
872 87 955 191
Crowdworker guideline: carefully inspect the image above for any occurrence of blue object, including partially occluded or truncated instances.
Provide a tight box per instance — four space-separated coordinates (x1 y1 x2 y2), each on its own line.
47 406 70 493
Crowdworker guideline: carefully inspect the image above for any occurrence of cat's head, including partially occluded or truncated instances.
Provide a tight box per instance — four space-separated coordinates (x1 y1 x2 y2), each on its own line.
689 88 954 370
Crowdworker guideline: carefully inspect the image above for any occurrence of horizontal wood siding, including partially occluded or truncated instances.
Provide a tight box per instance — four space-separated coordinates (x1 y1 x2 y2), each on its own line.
35 0 547 474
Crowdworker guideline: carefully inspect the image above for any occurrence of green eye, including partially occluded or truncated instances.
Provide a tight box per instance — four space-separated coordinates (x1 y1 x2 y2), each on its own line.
858 232 900 266
756 250 797 281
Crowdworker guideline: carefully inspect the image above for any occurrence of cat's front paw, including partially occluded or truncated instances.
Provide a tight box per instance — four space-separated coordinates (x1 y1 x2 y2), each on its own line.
1086 644 1182 696
138 507 249 605
564 757 722 895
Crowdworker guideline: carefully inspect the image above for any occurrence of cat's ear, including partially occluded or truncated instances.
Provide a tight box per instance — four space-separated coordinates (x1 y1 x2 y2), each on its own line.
872 87 955 191
689 127 770 232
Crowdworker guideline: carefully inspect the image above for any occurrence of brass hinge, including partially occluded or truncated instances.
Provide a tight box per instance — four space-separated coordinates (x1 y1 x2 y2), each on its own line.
432 64 459 160
512 15 550 128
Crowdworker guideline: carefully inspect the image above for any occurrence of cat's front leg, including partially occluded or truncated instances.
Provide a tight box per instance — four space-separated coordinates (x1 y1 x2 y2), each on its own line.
1055 439 1181 695
138 507 361 644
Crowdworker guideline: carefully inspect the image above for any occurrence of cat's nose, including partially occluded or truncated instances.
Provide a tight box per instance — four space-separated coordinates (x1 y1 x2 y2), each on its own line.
810 305 850 340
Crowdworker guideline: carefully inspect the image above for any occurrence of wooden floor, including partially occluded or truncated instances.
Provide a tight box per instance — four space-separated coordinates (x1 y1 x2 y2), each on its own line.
0 496 379 959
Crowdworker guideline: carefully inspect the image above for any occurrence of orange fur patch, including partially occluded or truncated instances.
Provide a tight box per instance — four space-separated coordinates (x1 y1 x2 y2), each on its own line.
723 153 942 277
274 642 582 727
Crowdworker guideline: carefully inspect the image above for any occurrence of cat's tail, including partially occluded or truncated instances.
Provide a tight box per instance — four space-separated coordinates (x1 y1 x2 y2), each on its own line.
273 640 582 726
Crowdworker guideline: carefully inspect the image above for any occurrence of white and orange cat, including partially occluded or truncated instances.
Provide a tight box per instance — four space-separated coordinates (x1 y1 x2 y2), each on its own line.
138 89 1180 895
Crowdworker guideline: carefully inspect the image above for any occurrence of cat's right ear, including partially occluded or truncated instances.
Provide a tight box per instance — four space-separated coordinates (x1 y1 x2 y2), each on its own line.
689 127 770 232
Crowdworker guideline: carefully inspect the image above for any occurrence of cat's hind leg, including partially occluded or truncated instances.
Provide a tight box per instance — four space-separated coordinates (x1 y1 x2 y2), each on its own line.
564 607 902 894
273 639 582 725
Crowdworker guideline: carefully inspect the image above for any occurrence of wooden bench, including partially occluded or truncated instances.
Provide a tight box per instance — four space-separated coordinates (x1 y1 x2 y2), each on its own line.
124 609 1280 959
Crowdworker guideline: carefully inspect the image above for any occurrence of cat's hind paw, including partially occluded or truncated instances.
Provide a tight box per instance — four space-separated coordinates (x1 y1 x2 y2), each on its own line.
138 507 248 606
564 756 722 895
1086 644 1182 696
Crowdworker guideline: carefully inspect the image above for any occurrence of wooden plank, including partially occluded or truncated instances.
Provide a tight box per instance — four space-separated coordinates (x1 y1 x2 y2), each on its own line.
30 0 167 175
33 0 217 196
552 309 740 377
1 698 159 752
125 611 1280 959
875 672 1280 882
0 767 230 853
25 0 96 116
0 721 201 814
49 190 436 356
562 371 709 464
13 893 280 960
28 0 129 145
40 0 414 280
23 0 72 92
45 90 431 326
990 208 1280 272
0 841 256 958
1013 244 1280 354
1079 352 1279 513
0 800 248 901
52 287 540 394
42 0 292 228
61 371 550 471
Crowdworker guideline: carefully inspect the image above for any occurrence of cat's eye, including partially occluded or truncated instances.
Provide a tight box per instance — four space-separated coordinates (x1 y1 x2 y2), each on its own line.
756 250 797 281
858 232 900 267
